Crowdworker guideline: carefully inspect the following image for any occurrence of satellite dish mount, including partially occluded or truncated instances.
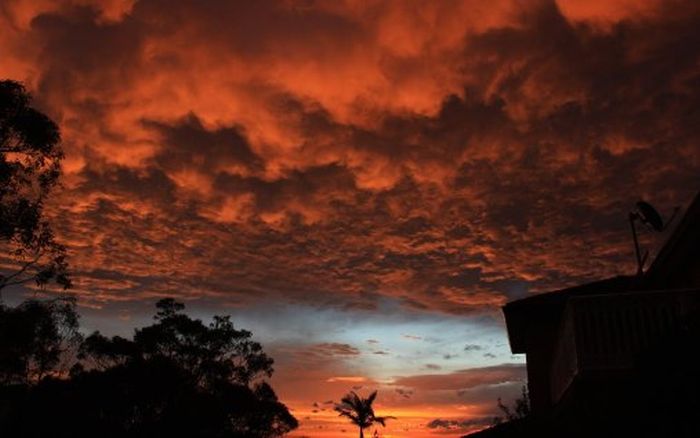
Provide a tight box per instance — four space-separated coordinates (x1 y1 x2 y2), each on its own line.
628 200 678 276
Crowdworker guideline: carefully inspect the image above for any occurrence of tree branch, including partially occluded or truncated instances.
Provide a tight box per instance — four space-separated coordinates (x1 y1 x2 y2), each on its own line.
1 275 40 287
2 251 44 284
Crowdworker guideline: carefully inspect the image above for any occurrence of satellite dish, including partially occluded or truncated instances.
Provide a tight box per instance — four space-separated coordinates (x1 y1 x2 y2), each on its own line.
635 201 664 232
628 199 679 275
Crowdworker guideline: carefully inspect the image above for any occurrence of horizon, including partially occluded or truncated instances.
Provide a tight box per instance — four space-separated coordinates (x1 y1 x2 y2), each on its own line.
2 0 700 436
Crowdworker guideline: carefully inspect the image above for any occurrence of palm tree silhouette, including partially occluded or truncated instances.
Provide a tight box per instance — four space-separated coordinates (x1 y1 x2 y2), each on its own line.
335 391 394 438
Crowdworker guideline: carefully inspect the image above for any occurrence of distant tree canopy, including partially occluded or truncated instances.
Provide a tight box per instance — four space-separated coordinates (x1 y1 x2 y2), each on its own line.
0 298 298 438
0 79 69 293
80 297 275 386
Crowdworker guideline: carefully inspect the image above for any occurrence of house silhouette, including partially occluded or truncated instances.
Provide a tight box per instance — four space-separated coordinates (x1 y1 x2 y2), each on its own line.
466 192 700 437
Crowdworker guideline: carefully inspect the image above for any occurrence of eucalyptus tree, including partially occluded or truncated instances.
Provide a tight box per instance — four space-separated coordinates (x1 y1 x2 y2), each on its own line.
0 80 69 294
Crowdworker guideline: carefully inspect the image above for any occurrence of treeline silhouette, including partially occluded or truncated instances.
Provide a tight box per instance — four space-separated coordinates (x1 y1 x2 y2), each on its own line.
0 297 298 437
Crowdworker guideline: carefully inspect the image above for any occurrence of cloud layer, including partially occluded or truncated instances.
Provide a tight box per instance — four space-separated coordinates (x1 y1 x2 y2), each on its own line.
3 0 700 310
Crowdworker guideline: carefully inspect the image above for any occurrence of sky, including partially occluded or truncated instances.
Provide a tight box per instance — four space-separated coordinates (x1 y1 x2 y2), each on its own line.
2 0 700 436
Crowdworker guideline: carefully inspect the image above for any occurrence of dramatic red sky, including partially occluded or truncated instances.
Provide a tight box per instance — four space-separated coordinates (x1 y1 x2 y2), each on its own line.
2 0 700 436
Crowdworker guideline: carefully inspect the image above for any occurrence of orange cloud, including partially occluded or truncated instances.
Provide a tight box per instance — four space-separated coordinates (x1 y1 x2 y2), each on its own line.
391 364 525 391
326 376 367 383
1 0 693 313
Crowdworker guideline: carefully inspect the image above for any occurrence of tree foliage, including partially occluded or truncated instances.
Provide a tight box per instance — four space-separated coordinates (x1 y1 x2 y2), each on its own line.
0 298 297 438
495 385 531 424
80 298 275 387
0 79 69 293
335 391 393 438
0 296 81 385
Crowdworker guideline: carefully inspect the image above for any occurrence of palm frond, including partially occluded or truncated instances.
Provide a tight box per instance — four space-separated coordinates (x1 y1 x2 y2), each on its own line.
373 415 396 427
337 410 360 424
366 390 377 405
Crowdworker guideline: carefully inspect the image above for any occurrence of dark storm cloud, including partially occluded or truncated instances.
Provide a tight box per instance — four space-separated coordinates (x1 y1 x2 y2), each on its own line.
145 114 264 174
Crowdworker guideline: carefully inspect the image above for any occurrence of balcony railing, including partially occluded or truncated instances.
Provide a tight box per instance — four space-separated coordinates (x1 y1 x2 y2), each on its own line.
550 288 700 403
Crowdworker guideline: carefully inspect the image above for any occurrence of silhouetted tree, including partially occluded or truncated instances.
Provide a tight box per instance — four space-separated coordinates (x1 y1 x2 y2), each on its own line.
0 79 69 294
0 296 81 385
81 298 275 387
335 391 393 438
0 298 297 437
494 385 530 424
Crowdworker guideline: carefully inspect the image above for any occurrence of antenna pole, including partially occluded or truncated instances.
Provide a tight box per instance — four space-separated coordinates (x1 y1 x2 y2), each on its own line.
629 213 644 276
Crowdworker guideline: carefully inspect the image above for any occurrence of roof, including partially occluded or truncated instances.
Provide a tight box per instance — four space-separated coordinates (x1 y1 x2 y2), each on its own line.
461 418 534 438
503 276 636 353
644 189 700 287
